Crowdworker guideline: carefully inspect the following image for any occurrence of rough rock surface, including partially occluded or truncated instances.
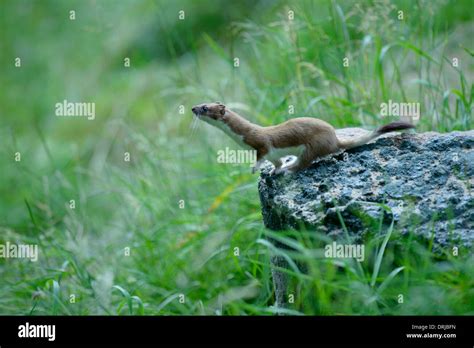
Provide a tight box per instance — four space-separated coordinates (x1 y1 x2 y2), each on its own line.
259 129 474 249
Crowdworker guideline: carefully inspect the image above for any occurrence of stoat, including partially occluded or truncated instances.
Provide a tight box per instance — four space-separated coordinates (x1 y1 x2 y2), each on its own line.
192 102 415 174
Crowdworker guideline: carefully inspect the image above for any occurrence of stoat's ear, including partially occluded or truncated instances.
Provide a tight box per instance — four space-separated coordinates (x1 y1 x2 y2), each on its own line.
219 103 226 115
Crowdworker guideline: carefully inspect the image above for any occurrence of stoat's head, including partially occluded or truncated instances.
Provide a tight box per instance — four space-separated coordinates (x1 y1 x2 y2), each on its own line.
192 102 226 124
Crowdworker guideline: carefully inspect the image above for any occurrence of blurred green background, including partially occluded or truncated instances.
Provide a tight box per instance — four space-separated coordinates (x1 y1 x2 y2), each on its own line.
0 0 472 315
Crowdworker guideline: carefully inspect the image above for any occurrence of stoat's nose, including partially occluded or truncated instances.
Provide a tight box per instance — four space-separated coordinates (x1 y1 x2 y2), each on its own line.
192 106 198 114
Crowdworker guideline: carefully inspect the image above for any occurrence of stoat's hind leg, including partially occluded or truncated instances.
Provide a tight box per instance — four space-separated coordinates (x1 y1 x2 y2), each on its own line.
278 149 314 174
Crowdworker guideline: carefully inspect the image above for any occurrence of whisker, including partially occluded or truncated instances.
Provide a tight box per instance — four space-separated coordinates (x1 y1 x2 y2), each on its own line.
189 116 200 137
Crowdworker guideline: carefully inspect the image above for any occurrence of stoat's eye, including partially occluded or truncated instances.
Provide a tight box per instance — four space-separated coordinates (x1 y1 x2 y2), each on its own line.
202 106 208 112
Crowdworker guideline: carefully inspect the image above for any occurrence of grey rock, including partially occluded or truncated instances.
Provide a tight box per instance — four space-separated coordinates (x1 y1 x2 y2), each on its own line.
259 128 473 309
259 128 474 248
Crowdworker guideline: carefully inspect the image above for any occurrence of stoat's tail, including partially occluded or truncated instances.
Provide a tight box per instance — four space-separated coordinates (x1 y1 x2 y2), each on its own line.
337 121 415 150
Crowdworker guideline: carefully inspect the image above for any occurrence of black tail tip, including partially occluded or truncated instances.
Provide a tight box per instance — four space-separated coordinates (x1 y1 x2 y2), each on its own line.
377 121 415 134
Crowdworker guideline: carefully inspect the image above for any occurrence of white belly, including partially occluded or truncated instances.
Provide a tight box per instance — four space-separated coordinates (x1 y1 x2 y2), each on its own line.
265 145 305 163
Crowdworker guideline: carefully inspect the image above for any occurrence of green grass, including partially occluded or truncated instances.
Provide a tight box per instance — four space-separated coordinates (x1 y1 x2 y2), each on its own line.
0 0 472 315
